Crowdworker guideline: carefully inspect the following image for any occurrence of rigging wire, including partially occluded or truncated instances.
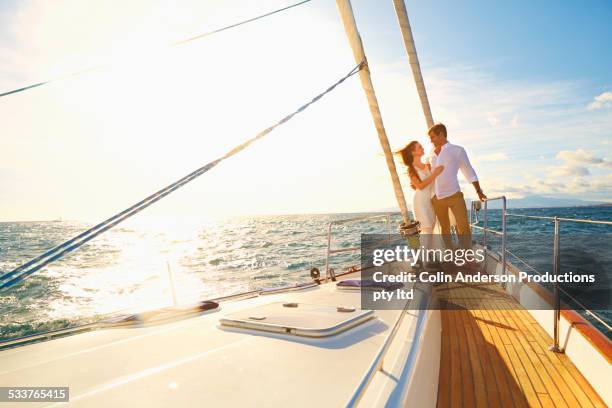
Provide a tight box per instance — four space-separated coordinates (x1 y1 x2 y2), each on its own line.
0 0 312 99
0 60 365 291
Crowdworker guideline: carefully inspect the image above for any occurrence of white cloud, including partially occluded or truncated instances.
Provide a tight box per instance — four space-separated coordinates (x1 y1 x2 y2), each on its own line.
556 148 612 168
506 149 612 198
498 174 612 197
556 148 603 164
478 146 612 201
587 91 612 110
547 164 590 178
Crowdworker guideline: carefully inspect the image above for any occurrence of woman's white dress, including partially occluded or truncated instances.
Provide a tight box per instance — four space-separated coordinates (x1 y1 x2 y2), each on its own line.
412 166 436 232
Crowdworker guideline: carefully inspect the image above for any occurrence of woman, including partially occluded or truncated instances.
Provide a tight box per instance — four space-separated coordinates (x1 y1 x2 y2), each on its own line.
397 141 444 234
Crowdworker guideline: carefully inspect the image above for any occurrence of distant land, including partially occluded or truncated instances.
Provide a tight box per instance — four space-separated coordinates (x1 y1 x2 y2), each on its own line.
482 195 609 209
377 195 610 212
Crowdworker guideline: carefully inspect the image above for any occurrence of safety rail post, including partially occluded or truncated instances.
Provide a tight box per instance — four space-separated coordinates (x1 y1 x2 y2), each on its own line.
469 202 472 227
483 199 488 250
471 196 507 280
481 199 488 275
549 216 563 353
501 196 507 284
385 213 392 250
166 261 178 307
325 222 334 282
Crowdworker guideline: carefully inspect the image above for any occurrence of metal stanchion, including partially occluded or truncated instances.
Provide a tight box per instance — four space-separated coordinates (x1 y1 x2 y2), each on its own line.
501 197 507 287
166 262 178 307
549 217 563 353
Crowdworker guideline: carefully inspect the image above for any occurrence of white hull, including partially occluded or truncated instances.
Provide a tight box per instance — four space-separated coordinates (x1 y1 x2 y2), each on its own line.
0 266 441 407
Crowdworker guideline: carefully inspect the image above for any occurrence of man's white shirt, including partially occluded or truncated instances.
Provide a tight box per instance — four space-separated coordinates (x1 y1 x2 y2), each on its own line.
428 142 478 199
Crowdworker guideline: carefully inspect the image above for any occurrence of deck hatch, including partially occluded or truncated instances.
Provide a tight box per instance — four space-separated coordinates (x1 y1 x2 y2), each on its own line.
219 302 374 337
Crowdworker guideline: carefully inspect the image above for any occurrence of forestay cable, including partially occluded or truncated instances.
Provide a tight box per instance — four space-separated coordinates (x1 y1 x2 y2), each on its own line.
0 0 312 99
0 61 364 291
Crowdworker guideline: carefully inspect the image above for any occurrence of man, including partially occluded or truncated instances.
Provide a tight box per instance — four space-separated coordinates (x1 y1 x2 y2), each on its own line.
428 123 486 248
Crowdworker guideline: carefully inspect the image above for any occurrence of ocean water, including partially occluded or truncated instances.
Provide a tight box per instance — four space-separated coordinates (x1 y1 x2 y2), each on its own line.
471 206 612 336
0 213 399 340
0 206 610 341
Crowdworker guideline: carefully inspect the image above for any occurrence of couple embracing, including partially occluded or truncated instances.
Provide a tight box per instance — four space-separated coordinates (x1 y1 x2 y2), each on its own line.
398 123 486 249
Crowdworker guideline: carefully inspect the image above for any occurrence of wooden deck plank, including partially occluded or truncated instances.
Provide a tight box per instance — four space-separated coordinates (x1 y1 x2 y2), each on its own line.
457 286 489 408
437 308 451 408
503 343 542 407
537 393 556 408
465 287 509 408
511 307 606 408
464 289 506 407
521 326 583 407
446 284 529 408
471 307 516 408
465 307 503 408
489 306 548 396
508 305 596 407
499 306 597 408
454 308 476 408
499 303 570 408
473 300 530 408
435 282 605 408
462 290 528 408
518 308 605 405
448 310 463 408
478 301 542 407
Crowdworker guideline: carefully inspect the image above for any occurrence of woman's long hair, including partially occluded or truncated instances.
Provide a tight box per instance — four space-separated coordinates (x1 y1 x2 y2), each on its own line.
396 141 421 183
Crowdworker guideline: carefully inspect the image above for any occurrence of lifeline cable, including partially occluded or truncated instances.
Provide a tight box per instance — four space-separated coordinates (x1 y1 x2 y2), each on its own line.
0 61 365 291
0 0 312 99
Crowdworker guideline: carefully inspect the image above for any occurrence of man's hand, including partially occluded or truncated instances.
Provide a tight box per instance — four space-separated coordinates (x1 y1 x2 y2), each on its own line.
472 181 486 201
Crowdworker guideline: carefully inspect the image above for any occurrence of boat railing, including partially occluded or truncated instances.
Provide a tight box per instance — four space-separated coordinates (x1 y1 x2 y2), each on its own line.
0 322 101 349
470 197 612 352
324 213 397 282
503 245 612 333
469 196 507 281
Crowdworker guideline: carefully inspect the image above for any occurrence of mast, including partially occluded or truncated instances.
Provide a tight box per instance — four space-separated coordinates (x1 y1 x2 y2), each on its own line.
391 0 434 128
336 0 411 225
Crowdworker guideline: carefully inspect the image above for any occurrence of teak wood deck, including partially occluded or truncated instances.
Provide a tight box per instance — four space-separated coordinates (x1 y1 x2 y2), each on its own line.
435 282 606 408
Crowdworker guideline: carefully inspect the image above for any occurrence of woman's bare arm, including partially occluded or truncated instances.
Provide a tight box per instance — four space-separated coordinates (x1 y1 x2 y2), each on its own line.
410 166 444 190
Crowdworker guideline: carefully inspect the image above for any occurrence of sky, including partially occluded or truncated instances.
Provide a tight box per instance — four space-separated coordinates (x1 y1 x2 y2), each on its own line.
0 0 611 222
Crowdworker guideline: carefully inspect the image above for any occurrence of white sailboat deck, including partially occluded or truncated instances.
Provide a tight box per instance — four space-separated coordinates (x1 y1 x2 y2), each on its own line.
0 272 429 407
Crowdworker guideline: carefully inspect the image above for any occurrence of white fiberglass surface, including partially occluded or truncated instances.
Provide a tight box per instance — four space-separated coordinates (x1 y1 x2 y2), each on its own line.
0 275 419 408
